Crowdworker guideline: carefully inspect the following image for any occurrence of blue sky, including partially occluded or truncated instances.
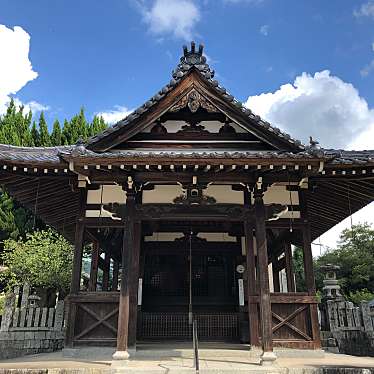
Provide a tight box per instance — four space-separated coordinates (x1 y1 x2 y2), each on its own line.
1 1 374 143
1 0 374 250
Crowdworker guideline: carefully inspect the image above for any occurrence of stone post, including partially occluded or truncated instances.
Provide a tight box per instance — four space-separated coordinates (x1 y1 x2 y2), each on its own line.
0 292 15 331
320 264 344 331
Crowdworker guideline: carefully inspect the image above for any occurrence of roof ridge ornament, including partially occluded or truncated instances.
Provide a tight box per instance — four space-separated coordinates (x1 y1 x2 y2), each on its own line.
173 41 215 80
71 138 87 157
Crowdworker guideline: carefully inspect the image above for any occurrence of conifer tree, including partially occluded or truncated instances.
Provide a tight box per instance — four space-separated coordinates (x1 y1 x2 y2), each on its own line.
30 121 40 146
50 120 62 146
89 115 107 137
0 99 33 146
0 100 108 251
61 119 70 145
38 112 51 146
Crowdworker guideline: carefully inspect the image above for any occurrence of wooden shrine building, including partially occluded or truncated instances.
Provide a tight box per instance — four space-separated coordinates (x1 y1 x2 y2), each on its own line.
1 42 374 364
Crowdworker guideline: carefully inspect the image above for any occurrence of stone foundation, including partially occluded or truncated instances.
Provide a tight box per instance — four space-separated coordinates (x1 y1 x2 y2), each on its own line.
0 330 64 360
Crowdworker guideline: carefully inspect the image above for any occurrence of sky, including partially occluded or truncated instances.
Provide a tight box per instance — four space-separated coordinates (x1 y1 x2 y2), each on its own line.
1 0 374 255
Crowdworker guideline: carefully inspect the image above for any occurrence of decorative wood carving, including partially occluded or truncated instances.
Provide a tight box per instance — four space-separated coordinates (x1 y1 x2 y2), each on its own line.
103 202 287 222
173 185 216 206
219 120 237 135
174 232 207 243
177 123 209 134
150 120 167 134
170 89 217 114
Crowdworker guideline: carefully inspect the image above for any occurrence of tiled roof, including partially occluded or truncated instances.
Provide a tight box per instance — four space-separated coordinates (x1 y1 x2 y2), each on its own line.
0 143 374 167
86 42 306 151
0 144 72 164
324 149 374 165
59 148 320 161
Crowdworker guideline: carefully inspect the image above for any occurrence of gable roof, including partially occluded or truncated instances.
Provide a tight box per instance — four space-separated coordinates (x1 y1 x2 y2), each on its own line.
86 42 308 153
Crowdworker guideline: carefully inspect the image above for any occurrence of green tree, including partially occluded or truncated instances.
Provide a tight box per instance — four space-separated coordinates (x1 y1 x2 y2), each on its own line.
0 229 73 293
62 107 88 144
0 99 32 146
89 115 107 137
292 246 306 292
38 112 51 146
0 192 19 241
315 223 374 302
0 192 38 243
30 121 40 146
50 120 62 146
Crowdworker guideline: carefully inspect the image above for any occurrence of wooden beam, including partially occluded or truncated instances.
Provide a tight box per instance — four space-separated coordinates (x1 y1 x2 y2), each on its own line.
299 190 321 349
88 241 99 292
245 219 260 347
114 188 135 359
254 188 274 361
65 187 86 349
284 242 296 293
128 221 141 347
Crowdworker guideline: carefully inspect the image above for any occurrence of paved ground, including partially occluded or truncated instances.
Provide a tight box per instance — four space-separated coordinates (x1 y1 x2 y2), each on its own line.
1 347 374 373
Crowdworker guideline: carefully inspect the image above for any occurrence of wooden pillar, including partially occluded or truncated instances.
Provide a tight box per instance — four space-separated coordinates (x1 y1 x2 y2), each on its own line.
112 260 119 291
113 188 136 361
244 219 260 347
102 248 111 291
88 240 99 292
272 260 280 292
65 187 86 348
299 190 321 349
128 221 141 347
70 222 85 293
299 190 316 295
254 188 276 365
284 242 295 293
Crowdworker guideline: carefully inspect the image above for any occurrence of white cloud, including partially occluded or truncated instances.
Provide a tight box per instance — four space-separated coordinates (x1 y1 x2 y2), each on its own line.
96 105 132 124
260 24 269 36
360 59 374 77
0 25 46 115
354 1 374 18
245 70 374 149
25 101 49 113
137 0 200 40
245 69 374 251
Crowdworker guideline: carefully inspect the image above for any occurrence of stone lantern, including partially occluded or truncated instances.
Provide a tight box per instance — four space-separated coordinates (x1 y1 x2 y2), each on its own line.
321 264 343 301
28 292 41 308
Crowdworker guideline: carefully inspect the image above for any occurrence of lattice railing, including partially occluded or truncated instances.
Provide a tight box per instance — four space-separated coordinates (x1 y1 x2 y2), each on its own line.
138 312 239 341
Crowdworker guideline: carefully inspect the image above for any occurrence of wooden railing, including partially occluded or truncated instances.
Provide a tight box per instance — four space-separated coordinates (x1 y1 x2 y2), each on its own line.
65 292 119 347
248 293 321 349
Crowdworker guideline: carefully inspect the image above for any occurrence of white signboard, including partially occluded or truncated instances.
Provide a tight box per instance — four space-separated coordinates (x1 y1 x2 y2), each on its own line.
138 278 143 306
238 278 244 306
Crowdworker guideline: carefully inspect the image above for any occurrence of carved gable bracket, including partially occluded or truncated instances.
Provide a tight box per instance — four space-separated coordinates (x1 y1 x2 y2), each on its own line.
170 89 217 114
